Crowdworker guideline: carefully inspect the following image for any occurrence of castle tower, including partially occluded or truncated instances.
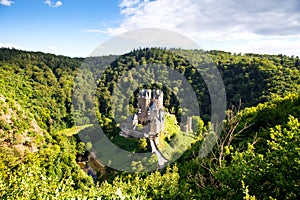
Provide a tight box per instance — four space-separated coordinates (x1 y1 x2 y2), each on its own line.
149 102 158 136
187 116 192 132
158 90 163 109
151 89 163 110
137 89 152 124
136 89 164 132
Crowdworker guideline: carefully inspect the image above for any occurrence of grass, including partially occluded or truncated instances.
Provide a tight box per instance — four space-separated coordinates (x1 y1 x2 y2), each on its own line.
56 124 93 136
163 113 181 140
160 133 195 161
159 113 197 161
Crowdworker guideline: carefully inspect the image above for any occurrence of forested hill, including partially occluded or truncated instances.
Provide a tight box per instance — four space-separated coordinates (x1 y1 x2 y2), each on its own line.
94 48 299 124
0 48 82 132
176 49 299 106
0 47 299 199
1 47 299 128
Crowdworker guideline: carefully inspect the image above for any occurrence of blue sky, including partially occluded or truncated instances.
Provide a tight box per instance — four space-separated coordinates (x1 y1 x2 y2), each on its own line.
0 0 121 57
1 0 300 57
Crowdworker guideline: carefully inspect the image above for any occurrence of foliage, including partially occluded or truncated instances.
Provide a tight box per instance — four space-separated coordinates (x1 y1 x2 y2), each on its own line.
214 116 300 199
175 95 300 199
0 47 299 199
0 48 81 132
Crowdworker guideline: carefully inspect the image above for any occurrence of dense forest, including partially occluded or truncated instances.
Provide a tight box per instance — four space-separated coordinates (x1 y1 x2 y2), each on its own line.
0 47 299 199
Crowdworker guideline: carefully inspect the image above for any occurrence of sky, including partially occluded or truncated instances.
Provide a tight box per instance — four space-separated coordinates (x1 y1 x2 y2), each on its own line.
1 0 300 57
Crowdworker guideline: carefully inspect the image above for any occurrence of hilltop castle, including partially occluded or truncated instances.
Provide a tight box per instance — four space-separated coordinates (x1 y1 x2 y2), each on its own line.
120 89 165 138
119 89 194 169
120 89 168 169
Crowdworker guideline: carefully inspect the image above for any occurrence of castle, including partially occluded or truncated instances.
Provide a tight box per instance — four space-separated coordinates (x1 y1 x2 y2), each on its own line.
119 89 194 169
120 89 168 169
120 89 165 138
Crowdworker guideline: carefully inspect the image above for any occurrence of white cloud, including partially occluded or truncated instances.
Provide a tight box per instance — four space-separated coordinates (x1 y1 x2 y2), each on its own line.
101 0 300 56
109 0 300 38
212 36 300 56
119 0 150 16
0 0 14 6
45 0 63 8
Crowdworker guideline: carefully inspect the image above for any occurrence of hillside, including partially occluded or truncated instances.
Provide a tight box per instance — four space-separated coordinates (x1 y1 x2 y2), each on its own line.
94 48 299 123
0 47 299 199
0 95 44 166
